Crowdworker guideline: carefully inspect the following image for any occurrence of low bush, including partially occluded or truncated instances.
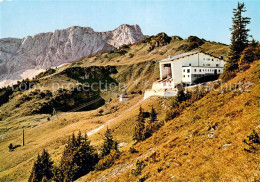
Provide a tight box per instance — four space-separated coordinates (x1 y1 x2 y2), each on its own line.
221 70 237 82
165 108 181 122
131 160 145 176
243 129 260 153
95 149 120 170
129 53 134 58
239 40 260 70
178 36 205 51
129 146 138 154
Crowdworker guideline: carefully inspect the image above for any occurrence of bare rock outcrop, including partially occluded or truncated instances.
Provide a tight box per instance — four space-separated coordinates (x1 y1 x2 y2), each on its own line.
0 24 145 87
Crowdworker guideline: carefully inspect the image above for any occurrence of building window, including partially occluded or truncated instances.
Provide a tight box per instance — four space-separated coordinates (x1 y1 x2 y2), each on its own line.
189 63 191 66
212 59 214 61
199 69 201 72
164 63 171 67
194 69 196 72
207 58 210 60
206 64 210 66
203 64 205 66
188 75 190 77
218 69 220 72
216 64 219 67
187 69 190 73
183 75 185 78
183 69 185 72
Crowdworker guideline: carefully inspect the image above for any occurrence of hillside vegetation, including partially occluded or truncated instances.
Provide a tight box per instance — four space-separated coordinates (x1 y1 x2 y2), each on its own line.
0 34 228 120
79 60 260 182
0 34 230 181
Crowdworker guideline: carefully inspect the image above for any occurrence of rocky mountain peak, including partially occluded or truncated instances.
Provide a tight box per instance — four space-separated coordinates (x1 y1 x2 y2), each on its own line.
0 24 145 88
108 24 144 48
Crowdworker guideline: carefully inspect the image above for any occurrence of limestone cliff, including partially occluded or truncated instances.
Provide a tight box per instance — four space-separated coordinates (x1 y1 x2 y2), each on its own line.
0 24 145 87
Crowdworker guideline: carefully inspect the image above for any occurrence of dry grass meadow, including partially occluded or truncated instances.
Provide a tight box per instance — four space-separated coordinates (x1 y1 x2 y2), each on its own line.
2 36 258 181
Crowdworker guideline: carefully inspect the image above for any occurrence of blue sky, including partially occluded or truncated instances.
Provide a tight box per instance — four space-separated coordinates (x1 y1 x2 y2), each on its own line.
0 0 259 44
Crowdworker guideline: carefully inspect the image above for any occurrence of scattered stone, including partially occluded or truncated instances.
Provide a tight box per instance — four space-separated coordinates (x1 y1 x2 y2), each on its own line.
222 143 231 149
208 131 214 139
118 142 128 148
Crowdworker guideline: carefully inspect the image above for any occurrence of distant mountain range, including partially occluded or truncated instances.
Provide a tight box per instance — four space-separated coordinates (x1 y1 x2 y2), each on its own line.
0 24 145 87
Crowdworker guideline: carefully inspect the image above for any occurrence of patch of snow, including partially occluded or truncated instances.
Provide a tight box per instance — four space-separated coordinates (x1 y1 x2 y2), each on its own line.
0 69 45 88
20 69 45 80
0 79 18 88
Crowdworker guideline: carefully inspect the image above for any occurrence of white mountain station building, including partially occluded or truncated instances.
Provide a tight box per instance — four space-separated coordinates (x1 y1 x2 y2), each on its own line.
144 51 225 99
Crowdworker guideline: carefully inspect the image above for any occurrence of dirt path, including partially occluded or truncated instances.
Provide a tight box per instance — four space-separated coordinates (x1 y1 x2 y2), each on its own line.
87 98 144 136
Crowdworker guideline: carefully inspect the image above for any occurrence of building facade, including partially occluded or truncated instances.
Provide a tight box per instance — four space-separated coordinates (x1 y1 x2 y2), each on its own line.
159 51 225 87
144 51 225 99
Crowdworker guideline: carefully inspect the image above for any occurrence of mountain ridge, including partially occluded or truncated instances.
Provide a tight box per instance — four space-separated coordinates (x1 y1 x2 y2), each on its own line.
0 33 235 181
0 24 145 88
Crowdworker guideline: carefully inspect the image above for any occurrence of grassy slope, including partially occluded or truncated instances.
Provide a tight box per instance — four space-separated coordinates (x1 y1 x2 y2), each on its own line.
0 37 228 120
0 95 143 181
0 36 229 181
76 38 228 67
79 61 260 182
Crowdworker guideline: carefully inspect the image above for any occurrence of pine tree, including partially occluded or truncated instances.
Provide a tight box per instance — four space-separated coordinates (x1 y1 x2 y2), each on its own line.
150 107 157 124
101 127 118 157
225 2 251 72
28 150 54 182
53 166 64 182
177 89 186 102
144 107 158 138
73 132 98 179
59 131 98 181
60 135 75 181
239 40 260 69
28 154 42 182
133 106 146 141
40 149 54 180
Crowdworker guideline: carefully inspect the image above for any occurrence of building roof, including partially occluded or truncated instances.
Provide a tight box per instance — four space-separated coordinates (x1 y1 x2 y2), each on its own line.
160 51 223 62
